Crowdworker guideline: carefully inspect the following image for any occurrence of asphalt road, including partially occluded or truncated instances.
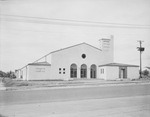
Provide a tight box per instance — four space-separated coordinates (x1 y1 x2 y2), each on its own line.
0 84 150 105
1 95 150 117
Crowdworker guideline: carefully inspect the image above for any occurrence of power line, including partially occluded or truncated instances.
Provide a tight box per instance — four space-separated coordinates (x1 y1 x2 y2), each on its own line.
2 14 150 29
3 14 150 27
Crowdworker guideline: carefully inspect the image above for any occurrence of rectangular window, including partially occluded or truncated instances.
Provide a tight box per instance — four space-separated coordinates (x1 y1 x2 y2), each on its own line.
63 68 65 74
59 68 66 74
101 69 104 74
59 68 61 74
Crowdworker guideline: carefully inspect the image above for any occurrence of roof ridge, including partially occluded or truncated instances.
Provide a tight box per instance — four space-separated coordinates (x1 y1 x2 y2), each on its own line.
28 61 51 65
99 62 139 67
50 42 102 54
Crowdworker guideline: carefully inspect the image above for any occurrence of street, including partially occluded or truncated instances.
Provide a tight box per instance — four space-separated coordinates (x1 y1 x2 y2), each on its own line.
0 95 150 117
0 83 150 105
0 83 150 117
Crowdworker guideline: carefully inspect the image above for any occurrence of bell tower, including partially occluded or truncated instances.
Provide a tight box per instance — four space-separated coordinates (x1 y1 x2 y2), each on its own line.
99 35 114 51
99 35 114 62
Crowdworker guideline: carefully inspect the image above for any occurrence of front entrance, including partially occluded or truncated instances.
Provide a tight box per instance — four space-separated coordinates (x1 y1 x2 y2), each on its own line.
81 64 87 78
70 64 77 78
90 64 97 78
119 67 127 79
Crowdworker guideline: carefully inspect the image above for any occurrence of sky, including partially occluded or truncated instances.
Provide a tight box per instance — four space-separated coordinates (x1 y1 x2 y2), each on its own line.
0 0 150 72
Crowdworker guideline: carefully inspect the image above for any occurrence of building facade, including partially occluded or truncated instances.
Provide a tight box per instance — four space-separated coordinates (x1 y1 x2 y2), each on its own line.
99 63 139 80
16 36 139 80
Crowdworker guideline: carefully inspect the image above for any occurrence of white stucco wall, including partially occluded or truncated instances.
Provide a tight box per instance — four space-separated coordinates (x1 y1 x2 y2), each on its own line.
106 66 119 80
99 66 119 80
99 67 106 79
51 43 114 80
20 67 27 80
27 65 51 80
127 67 139 79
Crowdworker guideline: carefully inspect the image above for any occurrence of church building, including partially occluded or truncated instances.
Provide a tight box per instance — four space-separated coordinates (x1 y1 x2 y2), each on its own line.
16 36 139 80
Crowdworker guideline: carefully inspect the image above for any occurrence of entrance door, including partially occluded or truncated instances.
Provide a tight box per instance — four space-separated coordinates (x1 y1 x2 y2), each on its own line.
119 67 127 79
81 64 87 78
90 64 97 78
70 64 77 78
121 69 125 78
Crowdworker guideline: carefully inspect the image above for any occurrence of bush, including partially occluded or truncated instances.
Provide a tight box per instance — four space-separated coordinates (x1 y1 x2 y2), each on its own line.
2 78 15 87
143 70 149 76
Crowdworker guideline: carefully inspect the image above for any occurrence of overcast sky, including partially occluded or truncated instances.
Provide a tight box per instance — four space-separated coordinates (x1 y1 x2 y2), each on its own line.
0 0 150 72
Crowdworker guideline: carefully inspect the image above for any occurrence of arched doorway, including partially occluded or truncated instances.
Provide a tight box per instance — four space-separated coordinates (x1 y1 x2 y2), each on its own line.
81 64 87 78
70 64 77 78
90 64 97 78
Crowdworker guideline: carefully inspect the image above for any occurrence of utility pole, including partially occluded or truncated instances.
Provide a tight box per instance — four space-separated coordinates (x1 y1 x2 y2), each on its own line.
137 40 144 78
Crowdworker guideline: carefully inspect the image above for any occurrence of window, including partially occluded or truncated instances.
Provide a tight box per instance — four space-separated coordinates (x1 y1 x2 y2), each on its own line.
90 64 96 78
63 68 65 74
59 68 65 74
70 64 77 78
101 69 104 74
81 54 86 59
59 68 61 74
81 64 87 78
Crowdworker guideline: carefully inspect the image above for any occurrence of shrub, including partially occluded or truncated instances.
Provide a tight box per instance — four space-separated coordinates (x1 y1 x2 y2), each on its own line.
2 78 15 87
143 70 149 76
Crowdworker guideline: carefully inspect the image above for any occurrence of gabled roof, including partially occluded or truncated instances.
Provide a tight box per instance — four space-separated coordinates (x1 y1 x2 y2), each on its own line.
51 42 102 54
99 63 139 67
28 62 51 66
20 42 101 70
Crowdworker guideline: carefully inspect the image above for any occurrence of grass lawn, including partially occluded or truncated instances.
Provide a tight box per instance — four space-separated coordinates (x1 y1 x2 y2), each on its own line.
1 77 150 91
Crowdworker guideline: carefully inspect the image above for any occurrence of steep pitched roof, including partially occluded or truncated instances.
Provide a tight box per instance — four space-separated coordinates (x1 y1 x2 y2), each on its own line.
28 62 51 66
51 42 102 54
99 63 139 67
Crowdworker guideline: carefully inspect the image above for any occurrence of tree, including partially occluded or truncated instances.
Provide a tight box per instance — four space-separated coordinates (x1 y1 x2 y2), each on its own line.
0 71 7 77
142 69 149 76
6 71 16 79
0 70 16 79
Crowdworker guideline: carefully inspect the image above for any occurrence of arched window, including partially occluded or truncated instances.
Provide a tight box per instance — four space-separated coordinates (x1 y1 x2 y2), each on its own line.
81 64 87 78
70 64 77 78
90 64 97 78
